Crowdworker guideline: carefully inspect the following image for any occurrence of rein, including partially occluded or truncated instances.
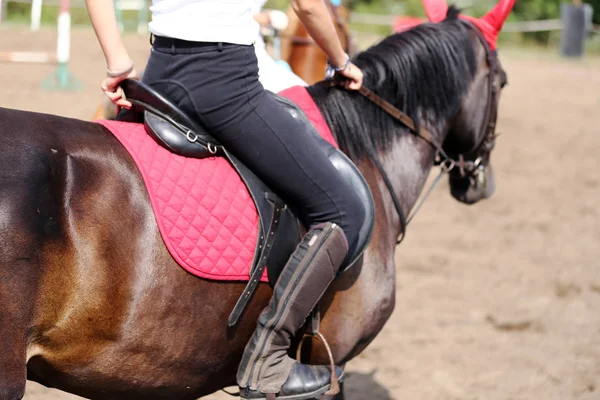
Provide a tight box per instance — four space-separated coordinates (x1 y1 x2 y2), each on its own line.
326 21 499 244
355 84 449 243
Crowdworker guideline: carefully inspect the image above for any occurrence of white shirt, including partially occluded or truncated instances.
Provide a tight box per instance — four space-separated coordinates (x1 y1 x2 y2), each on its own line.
249 0 307 92
148 0 259 45
254 35 307 92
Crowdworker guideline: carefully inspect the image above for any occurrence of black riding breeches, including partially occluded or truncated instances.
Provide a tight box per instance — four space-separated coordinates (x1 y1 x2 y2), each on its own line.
142 37 364 251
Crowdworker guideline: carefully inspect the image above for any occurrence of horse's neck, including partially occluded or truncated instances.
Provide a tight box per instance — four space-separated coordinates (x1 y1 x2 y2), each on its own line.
309 87 449 244
374 130 443 243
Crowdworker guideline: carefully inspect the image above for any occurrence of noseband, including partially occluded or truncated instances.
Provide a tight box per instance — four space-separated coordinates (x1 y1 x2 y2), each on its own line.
328 21 499 244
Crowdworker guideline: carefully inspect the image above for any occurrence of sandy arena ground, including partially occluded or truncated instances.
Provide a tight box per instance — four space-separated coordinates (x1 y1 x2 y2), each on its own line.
1 26 599 400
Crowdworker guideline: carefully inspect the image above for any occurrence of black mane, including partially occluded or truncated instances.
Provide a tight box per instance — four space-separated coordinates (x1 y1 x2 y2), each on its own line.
307 7 477 161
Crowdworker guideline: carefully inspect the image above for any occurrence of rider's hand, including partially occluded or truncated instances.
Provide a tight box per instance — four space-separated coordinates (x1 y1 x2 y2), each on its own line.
336 62 363 90
100 65 139 109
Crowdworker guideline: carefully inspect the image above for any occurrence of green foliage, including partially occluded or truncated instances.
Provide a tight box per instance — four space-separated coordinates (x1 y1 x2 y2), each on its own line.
6 2 92 25
343 0 598 23
5 0 599 44
510 0 598 44
345 0 599 45
512 0 561 21
585 0 600 23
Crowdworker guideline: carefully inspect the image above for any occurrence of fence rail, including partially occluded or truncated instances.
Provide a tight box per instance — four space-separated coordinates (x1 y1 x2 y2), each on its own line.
502 19 563 32
3 0 145 10
349 12 597 34
2 3 598 35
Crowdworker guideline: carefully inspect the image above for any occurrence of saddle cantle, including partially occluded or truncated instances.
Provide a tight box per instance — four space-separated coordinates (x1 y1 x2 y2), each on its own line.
117 79 375 326
119 79 219 159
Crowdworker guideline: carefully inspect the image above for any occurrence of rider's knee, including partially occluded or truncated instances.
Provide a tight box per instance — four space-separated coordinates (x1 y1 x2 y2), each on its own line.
337 187 365 251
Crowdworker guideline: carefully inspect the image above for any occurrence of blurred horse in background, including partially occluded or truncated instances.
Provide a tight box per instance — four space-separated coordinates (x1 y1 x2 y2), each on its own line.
280 1 357 84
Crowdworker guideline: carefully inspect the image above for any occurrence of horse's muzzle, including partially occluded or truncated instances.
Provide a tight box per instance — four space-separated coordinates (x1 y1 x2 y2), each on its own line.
449 163 496 204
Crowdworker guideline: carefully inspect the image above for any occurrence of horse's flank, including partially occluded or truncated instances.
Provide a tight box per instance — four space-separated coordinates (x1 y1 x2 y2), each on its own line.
0 106 391 399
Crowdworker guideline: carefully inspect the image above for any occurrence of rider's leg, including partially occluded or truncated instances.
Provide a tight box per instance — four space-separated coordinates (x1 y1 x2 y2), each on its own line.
143 39 365 399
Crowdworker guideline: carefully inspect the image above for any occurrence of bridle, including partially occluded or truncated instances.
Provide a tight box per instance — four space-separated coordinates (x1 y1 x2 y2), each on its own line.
444 21 500 182
327 20 500 244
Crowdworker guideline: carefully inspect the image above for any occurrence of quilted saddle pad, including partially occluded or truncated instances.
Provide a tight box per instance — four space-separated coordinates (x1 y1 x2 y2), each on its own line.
97 86 337 282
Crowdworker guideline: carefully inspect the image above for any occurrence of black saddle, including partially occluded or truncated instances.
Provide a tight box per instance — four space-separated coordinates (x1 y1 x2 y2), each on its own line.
117 79 375 326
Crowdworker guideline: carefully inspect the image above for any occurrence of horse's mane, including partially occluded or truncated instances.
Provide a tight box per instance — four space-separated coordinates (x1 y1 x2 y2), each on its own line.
307 7 477 161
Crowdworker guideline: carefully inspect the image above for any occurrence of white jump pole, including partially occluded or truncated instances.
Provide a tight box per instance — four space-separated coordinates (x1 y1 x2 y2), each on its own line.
56 0 70 66
137 0 148 34
0 0 4 23
0 51 56 63
42 0 80 90
31 0 43 31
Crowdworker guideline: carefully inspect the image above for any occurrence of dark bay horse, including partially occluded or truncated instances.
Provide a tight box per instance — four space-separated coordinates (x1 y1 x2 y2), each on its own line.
0 4 512 399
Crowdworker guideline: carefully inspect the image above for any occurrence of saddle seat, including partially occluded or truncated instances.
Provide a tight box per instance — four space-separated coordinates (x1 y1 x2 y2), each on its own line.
117 79 375 325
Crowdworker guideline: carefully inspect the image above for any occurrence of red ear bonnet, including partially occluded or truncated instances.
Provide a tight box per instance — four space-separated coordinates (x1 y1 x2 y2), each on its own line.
422 0 448 23
422 0 516 50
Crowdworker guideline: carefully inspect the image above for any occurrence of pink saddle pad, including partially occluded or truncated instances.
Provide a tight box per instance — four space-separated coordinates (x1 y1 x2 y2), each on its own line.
97 86 337 282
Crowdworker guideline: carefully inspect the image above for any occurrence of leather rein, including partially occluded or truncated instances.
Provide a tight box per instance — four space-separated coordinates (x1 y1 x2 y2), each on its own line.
329 21 499 244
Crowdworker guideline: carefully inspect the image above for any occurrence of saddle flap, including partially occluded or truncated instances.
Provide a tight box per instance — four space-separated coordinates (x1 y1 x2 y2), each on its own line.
120 79 219 159
144 112 217 159
272 93 375 272
326 148 375 271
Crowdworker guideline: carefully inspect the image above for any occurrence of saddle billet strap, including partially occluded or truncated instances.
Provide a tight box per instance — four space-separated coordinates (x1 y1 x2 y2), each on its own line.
227 196 284 327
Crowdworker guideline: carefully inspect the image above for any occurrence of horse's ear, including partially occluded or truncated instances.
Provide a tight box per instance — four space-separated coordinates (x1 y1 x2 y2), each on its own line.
422 0 448 23
423 0 516 50
481 0 517 33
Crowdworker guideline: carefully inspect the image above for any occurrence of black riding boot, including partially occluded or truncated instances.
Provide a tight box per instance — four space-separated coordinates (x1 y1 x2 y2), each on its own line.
237 222 348 400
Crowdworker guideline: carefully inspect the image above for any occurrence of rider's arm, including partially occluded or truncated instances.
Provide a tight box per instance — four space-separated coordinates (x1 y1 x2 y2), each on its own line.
85 0 132 72
291 0 362 88
291 0 347 68
85 0 137 107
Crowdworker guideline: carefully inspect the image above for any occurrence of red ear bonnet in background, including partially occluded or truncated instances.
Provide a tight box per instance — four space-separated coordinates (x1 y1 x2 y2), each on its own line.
422 0 517 50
